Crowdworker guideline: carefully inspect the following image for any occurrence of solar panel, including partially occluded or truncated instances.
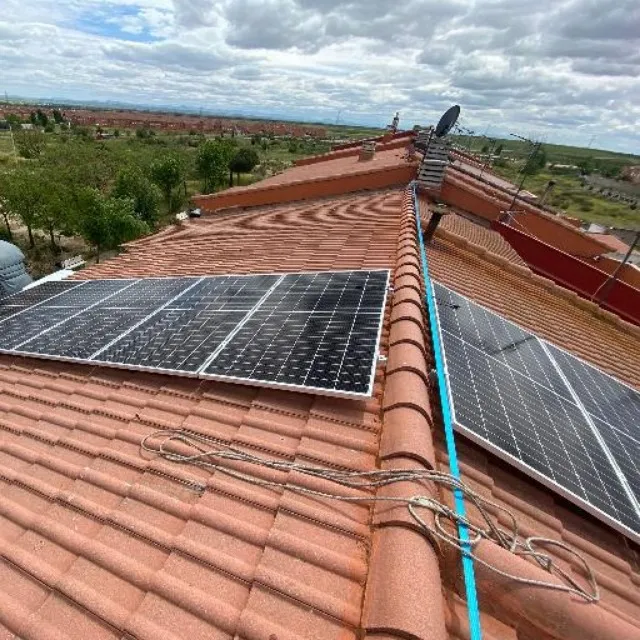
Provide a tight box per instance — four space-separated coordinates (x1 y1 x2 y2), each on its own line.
0 270 389 398
203 270 389 394
96 309 246 372
433 281 640 543
204 310 382 394
546 344 640 442
170 274 280 311
0 280 85 306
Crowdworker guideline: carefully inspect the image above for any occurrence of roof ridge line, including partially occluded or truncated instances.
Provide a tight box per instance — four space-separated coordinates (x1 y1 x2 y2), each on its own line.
361 186 449 640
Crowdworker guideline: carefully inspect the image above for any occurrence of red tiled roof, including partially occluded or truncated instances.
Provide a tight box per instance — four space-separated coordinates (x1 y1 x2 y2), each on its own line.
420 201 529 268
193 146 417 214
441 168 613 258
1 146 639 640
81 191 403 278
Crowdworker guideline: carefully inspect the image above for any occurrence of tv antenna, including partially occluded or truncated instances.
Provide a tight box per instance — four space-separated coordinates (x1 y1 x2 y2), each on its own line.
505 133 544 214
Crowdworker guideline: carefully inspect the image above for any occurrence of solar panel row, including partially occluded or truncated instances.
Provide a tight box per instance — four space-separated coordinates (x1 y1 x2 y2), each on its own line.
0 271 390 398
433 281 640 543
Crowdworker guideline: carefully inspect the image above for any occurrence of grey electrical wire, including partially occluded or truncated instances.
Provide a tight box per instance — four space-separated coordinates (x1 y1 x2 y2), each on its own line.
141 428 599 603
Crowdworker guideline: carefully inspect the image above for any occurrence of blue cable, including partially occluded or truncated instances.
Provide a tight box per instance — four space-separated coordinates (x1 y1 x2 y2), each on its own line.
411 182 483 640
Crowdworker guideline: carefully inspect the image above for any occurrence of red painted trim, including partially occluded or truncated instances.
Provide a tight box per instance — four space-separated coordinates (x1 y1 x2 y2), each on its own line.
493 222 640 326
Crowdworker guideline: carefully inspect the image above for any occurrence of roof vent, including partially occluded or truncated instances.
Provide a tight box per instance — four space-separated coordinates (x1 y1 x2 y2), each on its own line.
359 140 376 161
0 240 32 296
422 203 449 243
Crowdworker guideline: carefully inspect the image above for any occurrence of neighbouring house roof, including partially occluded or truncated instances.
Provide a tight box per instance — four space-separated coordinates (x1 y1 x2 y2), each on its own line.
586 232 631 255
0 140 639 640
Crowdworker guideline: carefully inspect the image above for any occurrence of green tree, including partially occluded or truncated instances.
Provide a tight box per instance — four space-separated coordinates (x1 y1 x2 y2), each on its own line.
577 157 595 175
196 139 235 192
5 114 22 128
151 154 184 212
14 129 46 158
49 138 119 192
112 166 161 226
495 143 504 156
52 109 64 124
37 173 74 251
77 189 148 262
36 109 49 127
229 147 260 186
521 146 546 176
0 166 46 247
0 198 15 241
481 144 489 154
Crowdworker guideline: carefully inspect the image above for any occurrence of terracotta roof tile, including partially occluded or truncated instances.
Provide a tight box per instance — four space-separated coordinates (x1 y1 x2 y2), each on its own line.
0 188 409 640
422 204 530 268
1 160 639 640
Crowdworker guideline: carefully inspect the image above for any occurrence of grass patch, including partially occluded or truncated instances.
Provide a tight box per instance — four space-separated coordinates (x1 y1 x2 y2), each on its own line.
490 164 639 228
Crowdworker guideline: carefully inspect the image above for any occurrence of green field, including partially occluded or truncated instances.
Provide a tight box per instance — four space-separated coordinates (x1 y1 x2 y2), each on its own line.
0 131 16 159
453 135 640 229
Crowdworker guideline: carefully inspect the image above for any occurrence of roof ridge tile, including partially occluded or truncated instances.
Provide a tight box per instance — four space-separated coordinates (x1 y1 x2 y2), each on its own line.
363 186 448 640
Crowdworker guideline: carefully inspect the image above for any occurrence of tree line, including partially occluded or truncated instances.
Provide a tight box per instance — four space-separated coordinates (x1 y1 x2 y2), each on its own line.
0 130 260 262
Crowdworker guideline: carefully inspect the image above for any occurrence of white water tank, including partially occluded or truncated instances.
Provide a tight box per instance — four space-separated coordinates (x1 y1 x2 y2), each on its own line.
0 240 32 296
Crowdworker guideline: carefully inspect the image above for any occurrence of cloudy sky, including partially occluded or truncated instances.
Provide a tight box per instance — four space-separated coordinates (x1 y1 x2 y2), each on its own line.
1 0 639 152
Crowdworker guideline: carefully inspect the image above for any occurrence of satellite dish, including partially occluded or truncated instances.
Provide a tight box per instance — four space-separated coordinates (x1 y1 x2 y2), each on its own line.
435 105 460 137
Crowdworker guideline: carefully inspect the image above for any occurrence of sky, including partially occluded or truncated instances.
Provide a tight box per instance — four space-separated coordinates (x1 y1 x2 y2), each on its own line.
1 0 639 153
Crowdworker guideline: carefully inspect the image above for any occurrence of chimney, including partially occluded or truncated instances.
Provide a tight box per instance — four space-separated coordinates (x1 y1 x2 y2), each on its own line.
359 140 376 161
422 203 449 244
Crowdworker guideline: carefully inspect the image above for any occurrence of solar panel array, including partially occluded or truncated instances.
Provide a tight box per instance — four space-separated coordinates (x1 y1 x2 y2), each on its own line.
0 271 389 397
433 281 640 543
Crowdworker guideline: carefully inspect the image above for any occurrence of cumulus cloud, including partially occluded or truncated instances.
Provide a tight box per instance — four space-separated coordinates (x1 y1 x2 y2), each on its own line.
0 0 638 152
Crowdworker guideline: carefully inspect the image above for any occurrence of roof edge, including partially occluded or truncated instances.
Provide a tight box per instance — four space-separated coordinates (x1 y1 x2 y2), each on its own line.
442 170 612 258
193 163 417 214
